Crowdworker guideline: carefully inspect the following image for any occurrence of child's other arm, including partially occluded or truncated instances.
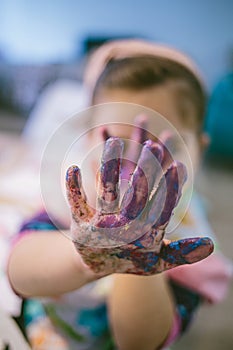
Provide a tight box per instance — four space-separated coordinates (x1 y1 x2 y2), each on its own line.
109 273 174 350
7 231 97 297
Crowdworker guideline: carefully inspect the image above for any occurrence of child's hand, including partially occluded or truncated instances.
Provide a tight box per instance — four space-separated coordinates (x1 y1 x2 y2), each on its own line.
66 135 213 277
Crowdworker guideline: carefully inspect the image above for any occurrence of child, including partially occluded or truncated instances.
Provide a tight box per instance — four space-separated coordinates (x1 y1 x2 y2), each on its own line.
7 39 232 350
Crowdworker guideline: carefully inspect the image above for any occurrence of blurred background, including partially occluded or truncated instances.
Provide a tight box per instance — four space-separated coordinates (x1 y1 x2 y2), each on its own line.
1 0 233 131
0 1 232 349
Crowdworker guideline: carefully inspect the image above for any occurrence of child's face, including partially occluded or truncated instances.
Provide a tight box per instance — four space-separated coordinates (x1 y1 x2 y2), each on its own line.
93 86 201 171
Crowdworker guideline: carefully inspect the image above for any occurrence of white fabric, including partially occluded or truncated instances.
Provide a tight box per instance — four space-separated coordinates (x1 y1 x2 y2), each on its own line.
23 79 90 158
0 308 31 350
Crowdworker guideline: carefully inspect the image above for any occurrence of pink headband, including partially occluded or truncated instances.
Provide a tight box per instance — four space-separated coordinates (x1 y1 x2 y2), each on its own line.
84 39 205 94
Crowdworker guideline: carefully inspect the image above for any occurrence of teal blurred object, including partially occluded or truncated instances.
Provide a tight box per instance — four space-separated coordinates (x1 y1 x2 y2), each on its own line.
205 73 233 158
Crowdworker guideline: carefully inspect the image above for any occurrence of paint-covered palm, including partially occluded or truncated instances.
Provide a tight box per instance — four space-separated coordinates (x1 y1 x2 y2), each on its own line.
66 135 213 276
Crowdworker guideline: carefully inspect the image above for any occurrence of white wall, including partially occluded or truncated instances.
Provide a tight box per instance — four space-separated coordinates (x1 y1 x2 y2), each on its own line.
0 0 233 89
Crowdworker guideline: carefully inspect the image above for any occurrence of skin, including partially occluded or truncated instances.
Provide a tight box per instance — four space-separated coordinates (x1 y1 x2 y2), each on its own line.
89 85 213 349
66 137 213 276
65 90 213 350
8 84 214 350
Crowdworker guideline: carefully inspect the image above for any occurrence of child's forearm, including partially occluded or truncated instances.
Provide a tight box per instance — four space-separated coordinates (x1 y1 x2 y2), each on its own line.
109 273 174 350
7 231 97 297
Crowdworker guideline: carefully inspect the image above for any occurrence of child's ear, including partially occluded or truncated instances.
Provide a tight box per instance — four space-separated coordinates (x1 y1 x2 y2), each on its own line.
200 132 211 152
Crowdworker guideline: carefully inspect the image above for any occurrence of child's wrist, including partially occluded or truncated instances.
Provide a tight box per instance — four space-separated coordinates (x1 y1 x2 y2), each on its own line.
80 257 101 282
72 243 99 283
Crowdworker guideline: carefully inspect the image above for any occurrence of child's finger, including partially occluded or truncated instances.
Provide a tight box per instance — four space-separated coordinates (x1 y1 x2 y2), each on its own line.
66 166 95 223
154 161 187 228
121 140 163 220
158 130 176 171
158 237 214 270
130 114 148 145
97 137 123 213
146 161 187 232
159 130 180 152
121 115 149 181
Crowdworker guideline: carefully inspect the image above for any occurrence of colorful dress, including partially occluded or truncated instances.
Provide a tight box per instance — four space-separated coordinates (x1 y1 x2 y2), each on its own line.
13 192 232 350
